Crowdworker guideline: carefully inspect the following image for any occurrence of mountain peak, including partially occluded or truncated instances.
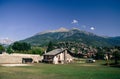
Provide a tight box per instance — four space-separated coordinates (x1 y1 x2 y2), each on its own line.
36 27 97 37
0 38 14 45
55 27 69 32
36 27 69 35
22 27 120 47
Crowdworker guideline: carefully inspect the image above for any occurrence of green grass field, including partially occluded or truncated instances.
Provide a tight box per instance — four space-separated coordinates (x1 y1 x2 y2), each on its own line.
0 61 120 79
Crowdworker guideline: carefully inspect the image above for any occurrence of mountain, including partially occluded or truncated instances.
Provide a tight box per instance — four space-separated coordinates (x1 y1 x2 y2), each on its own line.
36 27 69 35
107 36 120 46
21 27 120 47
0 38 14 45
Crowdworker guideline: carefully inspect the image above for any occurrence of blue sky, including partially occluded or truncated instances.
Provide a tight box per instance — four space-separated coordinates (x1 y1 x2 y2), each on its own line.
0 0 120 41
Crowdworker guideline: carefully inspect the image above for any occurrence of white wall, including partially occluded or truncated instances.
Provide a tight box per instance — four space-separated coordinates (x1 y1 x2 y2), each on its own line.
53 50 73 64
0 53 41 64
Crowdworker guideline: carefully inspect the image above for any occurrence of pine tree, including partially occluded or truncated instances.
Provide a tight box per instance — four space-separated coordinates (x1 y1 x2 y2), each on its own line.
0 45 5 54
47 41 54 52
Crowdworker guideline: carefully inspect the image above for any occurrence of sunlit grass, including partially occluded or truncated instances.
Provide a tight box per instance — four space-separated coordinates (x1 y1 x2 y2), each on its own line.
0 61 120 79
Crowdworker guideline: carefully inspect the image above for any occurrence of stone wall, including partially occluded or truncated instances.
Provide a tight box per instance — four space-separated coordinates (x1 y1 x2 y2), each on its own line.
0 53 42 64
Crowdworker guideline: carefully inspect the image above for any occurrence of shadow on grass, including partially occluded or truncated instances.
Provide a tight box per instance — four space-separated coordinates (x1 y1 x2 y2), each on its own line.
102 63 120 68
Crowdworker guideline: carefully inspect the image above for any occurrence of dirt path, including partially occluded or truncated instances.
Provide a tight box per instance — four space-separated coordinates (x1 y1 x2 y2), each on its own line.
0 64 32 67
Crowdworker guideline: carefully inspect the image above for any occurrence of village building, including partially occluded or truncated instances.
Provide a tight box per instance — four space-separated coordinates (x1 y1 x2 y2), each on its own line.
43 49 73 64
0 52 41 64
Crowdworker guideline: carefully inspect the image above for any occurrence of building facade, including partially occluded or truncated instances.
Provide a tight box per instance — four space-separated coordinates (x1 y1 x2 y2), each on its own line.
43 49 73 64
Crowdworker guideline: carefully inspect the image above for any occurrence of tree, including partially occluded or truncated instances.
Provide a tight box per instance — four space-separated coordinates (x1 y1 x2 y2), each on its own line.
47 41 54 52
95 47 104 60
75 48 78 54
12 42 31 52
6 45 13 54
29 47 44 55
113 51 120 64
0 45 5 54
112 46 120 64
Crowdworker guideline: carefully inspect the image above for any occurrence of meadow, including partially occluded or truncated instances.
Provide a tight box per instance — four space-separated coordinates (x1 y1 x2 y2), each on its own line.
0 61 120 79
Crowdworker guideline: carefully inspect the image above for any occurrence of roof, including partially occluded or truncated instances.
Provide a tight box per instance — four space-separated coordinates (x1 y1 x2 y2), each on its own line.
44 49 65 56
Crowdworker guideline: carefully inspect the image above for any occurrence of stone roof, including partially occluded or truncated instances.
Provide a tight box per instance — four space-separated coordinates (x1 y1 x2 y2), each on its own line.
44 49 65 56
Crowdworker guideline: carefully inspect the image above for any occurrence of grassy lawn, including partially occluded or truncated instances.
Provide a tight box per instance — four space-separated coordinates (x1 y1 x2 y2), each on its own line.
0 61 120 79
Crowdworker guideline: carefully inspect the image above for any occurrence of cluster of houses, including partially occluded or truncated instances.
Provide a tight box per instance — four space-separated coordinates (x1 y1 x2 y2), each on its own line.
0 48 74 64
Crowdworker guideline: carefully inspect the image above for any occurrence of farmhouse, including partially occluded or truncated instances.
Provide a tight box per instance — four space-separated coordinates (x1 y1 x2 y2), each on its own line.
0 52 41 64
43 49 73 64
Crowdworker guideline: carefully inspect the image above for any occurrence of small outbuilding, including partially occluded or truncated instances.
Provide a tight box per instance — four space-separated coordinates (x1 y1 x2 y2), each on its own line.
43 49 73 64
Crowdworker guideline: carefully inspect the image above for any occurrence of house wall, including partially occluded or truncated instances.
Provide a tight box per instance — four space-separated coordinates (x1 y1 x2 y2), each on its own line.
53 50 73 64
0 53 41 64
64 50 73 63
53 56 58 64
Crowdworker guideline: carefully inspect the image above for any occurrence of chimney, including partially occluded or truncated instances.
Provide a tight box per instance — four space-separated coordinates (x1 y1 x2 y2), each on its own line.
61 48 64 50
44 50 46 54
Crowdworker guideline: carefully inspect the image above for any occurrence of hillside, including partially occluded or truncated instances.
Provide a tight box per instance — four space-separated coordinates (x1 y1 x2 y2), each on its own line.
21 28 120 47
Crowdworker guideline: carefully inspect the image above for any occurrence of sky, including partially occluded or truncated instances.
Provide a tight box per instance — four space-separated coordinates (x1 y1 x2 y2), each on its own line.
0 0 120 41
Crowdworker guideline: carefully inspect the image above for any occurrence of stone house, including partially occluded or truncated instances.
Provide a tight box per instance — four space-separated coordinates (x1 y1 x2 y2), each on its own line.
43 49 73 64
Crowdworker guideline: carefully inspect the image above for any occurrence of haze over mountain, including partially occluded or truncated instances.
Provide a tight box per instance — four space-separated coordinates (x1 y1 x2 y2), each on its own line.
21 27 120 47
0 38 14 45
